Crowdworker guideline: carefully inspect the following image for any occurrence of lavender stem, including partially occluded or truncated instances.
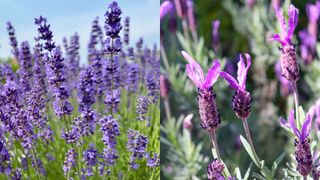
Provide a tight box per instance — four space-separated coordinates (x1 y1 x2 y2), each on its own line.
31 148 41 180
292 82 300 125
164 97 172 120
243 119 260 168
210 130 222 163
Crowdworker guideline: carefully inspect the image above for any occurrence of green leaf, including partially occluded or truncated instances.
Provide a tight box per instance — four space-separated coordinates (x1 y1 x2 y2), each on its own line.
240 135 259 167
244 164 252 179
252 172 265 180
271 152 286 176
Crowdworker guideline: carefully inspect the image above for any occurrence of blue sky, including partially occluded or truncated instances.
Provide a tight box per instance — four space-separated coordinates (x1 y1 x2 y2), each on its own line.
0 0 160 63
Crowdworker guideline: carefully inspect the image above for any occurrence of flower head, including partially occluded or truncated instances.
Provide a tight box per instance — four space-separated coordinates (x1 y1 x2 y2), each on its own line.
182 51 220 90
207 159 225 180
272 4 299 46
306 1 320 23
220 54 251 91
160 1 173 20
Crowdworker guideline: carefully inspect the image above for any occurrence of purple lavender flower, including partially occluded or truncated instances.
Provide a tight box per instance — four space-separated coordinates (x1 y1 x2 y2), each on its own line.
32 158 46 176
83 144 98 177
88 17 103 58
35 16 56 51
3 64 17 83
90 50 104 98
33 42 47 96
11 169 22 180
65 33 80 90
44 48 73 118
136 96 149 122
99 115 120 166
280 109 313 176
126 129 148 169
145 152 160 168
220 54 252 120
212 20 220 53
6 22 19 60
18 41 33 92
182 51 221 132
75 108 96 137
77 67 96 112
275 61 293 96
187 0 196 32
0 130 11 174
123 17 130 45
104 89 121 113
126 63 139 94
104 1 122 39
61 126 80 144
272 4 299 82
160 1 173 20
63 148 77 176
145 71 159 103
207 159 225 180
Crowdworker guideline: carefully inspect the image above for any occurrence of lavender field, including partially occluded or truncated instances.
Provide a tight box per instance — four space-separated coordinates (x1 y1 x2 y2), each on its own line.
160 0 320 179
0 1 160 179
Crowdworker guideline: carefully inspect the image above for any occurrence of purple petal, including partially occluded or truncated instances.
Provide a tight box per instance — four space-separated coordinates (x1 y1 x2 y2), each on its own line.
237 54 246 87
286 4 299 42
219 71 239 89
237 54 251 90
272 34 286 45
301 113 311 141
160 1 173 20
274 6 287 40
202 60 220 89
288 110 300 138
280 117 290 128
182 51 204 88
306 3 320 23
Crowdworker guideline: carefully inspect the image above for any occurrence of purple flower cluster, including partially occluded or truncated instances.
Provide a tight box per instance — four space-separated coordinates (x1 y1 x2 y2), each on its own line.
82 144 98 177
88 17 103 58
6 22 19 60
126 129 149 169
123 17 130 45
18 41 33 93
63 148 77 176
35 16 56 51
136 96 150 122
77 67 96 112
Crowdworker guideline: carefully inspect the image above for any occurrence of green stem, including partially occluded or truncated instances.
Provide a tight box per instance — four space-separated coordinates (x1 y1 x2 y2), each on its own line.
292 82 300 125
31 148 41 180
242 119 260 167
164 97 171 120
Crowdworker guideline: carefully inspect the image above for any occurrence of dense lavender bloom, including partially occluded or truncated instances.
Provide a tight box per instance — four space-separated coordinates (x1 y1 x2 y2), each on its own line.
35 16 56 51
126 63 139 93
123 17 130 45
145 71 159 103
272 4 299 82
77 67 96 112
136 96 149 121
280 110 313 176
88 17 103 57
174 0 187 19
18 41 33 92
275 61 293 96
103 55 121 90
63 148 77 176
33 42 47 95
90 50 104 97
212 20 220 53
99 115 120 166
104 1 122 38
61 126 80 144
220 54 252 120
6 22 19 60
207 159 225 180
104 89 121 113
127 129 149 169
145 152 160 168
2 64 17 82
182 51 221 132
83 144 98 177
76 109 96 137
160 1 173 20
44 48 73 118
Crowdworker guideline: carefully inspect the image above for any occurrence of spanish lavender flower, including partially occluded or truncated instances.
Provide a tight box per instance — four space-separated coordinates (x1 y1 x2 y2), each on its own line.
126 63 139 93
174 0 187 19
123 17 130 45
145 152 160 168
182 51 221 132
280 110 313 176
83 144 98 177
99 115 120 166
35 16 56 52
136 96 149 122
275 61 292 96
104 89 121 113
187 0 196 32
126 129 148 169
272 4 299 82
63 148 77 176
145 71 159 103
44 48 73 118
18 41 33 92
77 67 96 112
160 74 170 98
160 1 173 20
6 22 19 60
212 20 220 53
88 17 103 58
220 54 252 120
207 159 225 180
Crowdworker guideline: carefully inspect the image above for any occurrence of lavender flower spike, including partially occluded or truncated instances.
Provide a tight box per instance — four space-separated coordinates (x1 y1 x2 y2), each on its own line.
272 4 299 82
280 109 313 176
220 54 252 120
182 50 221 132
160 1 173 20
207 159 225 180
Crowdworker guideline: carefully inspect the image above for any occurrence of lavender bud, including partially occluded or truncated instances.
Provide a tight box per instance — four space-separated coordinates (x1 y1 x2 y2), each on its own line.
182 114 193 130
198 88 221 132
280 44 299 82
294 139 312 176
232 90 252 120
207 159 225 180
